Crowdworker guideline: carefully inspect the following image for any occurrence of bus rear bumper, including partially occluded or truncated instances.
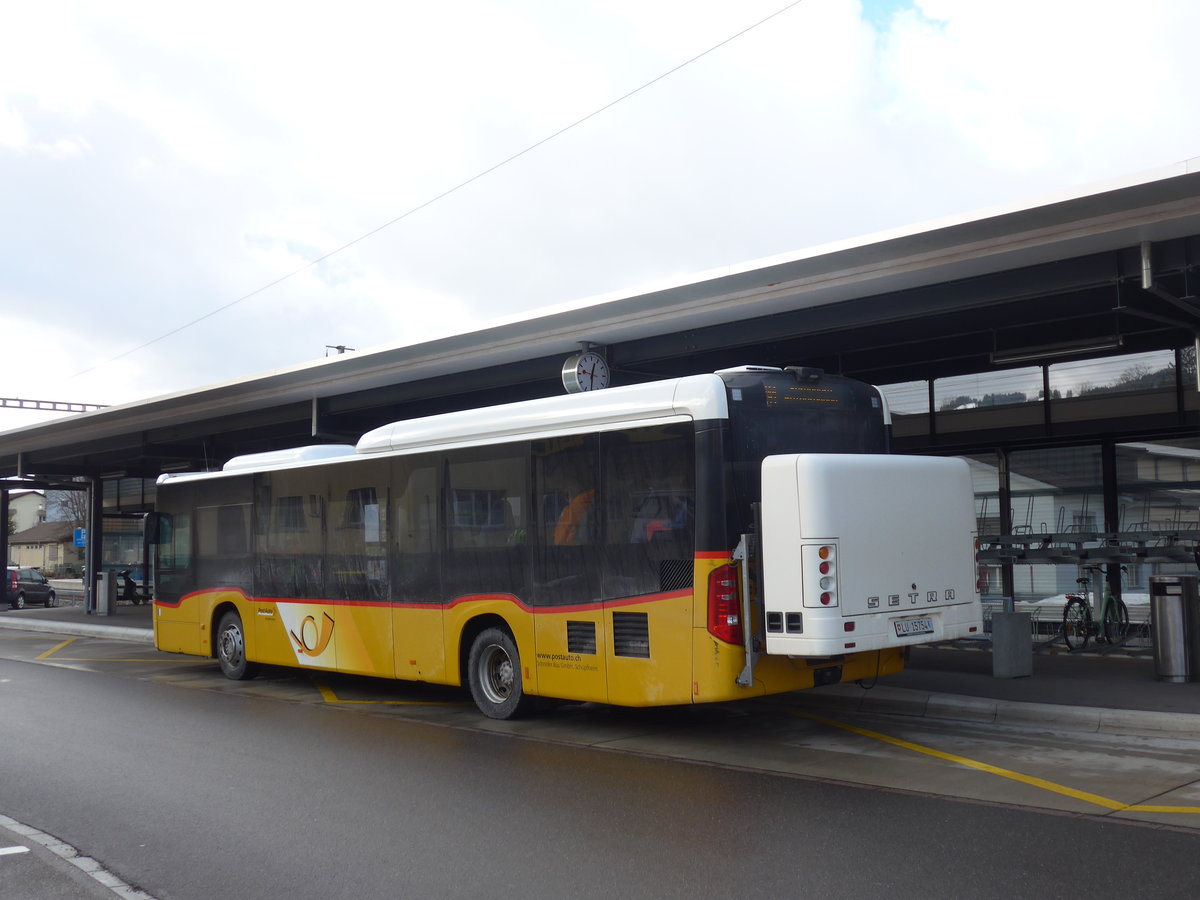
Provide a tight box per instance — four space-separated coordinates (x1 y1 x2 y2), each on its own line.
690 629 906 704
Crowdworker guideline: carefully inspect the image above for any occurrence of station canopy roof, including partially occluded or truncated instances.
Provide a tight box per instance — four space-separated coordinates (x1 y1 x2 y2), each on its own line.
4 159 1200 483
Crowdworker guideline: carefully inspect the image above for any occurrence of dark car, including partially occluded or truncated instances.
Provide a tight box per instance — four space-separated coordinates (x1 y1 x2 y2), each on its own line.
5 566 56 609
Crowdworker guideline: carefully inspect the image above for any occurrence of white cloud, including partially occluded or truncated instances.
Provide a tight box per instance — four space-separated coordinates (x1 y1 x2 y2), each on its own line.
0 101 30 150
881 0 1200 180
1 0 1199 435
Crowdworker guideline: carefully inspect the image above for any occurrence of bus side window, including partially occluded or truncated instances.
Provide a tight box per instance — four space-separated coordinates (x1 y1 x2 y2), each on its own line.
158 513 191 570
532 435 600 605
196 503 252 590
601 424 695 598
156 515 175 569
393 460 440 602
217 505 248 556
443 447 528 601
255 472 326 600
328 475 387 602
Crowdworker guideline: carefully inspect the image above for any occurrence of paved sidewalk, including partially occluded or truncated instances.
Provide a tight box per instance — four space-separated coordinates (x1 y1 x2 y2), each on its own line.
798 644 1200 738
0 600 153 643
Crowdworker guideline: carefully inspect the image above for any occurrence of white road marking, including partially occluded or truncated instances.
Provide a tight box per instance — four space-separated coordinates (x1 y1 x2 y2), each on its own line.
0 813 157 898
1 845 31 855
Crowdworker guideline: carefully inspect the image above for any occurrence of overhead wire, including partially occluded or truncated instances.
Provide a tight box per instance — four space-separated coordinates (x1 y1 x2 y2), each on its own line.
70 0 808 379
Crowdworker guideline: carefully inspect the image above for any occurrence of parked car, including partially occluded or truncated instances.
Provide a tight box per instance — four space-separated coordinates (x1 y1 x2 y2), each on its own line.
5 566 56 609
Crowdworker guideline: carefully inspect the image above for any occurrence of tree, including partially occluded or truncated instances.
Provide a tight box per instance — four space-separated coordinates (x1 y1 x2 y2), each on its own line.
47 481 90 526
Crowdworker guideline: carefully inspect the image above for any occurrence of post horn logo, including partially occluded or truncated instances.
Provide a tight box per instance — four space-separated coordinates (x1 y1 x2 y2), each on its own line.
290 612 335 657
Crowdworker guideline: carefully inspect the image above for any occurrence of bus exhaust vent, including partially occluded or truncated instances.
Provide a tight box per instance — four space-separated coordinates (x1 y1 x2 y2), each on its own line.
612 612 650 658
567 621 597 655
659 559 693 592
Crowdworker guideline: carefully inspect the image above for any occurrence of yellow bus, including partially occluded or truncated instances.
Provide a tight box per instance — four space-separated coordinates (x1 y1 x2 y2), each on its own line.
152 366 981 718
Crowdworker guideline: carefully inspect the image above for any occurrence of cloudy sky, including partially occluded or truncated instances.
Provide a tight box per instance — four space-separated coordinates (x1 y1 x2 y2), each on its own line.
2 0 1199 431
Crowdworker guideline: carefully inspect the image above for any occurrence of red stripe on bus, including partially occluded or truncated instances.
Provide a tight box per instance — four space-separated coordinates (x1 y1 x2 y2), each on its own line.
162 587 692 614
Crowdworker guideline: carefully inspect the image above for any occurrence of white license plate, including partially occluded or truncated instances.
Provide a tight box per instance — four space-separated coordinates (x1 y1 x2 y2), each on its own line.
894 616 934 638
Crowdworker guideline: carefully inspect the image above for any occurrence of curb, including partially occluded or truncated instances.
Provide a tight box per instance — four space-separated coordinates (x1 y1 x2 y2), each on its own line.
795 682 1200 739
0 615 153 645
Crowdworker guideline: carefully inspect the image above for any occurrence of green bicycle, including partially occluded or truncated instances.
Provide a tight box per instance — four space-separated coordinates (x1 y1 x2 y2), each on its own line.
1062 565 1129 651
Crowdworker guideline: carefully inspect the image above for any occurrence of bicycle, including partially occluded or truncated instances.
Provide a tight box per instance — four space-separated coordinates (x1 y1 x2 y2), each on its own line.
1061 565 1129 651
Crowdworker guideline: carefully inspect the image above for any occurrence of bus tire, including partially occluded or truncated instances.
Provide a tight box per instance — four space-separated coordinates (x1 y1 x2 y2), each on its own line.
467 627 534 720
216 610 260 680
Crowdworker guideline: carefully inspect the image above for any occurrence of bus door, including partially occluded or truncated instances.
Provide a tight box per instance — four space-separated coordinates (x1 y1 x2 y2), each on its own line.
327 472 392 678
599 426 697 707
531 436 609 704
391 459 446 682
253 474 335 670
152 507 196 653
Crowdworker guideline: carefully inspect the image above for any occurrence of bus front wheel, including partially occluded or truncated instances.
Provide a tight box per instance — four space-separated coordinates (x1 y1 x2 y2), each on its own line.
216 610 260 680
467 627 534 720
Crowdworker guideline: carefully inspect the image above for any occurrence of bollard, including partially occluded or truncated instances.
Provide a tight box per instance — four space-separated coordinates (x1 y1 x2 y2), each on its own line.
991 611 1032 678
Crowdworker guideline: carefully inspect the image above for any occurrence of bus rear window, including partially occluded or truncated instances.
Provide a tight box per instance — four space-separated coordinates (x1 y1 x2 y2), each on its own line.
722 370 888 517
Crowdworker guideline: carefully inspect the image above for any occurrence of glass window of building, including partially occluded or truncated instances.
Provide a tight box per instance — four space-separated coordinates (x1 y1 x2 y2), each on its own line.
1115 439 1200 596
962 452 1002 597
933 368 1043 433
1006 445 1103 602
1048 350 1177 423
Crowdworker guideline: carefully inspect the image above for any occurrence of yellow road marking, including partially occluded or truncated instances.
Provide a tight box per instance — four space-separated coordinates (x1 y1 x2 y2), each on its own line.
315 682 469 707
316 684 338 703
0 634 65 640
51 657 198 663
27 636 195 664
36 638 76 660
792 710 1200 815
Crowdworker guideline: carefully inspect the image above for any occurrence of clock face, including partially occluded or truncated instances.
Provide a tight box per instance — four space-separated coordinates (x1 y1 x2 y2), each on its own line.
562 351 610 393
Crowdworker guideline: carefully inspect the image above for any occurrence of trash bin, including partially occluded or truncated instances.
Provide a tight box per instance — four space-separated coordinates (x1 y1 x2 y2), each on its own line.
1188 578 1200 683
95 571 116 617
1150 576 1199 683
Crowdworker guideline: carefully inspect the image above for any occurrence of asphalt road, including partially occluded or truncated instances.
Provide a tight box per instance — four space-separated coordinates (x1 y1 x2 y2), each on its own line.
4 656 1200 899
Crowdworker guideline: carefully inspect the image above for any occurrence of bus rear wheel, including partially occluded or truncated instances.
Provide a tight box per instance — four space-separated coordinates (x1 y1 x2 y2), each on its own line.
467 627 534 720
216 610 260 680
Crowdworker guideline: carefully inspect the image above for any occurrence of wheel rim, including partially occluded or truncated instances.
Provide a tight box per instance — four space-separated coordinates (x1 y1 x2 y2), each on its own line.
15 593 24 610
477 642 515 705
219 622 245 669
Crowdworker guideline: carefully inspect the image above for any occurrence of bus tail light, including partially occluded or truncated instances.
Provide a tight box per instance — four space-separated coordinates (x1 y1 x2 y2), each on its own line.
707 564 743 645
803 544 838 608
